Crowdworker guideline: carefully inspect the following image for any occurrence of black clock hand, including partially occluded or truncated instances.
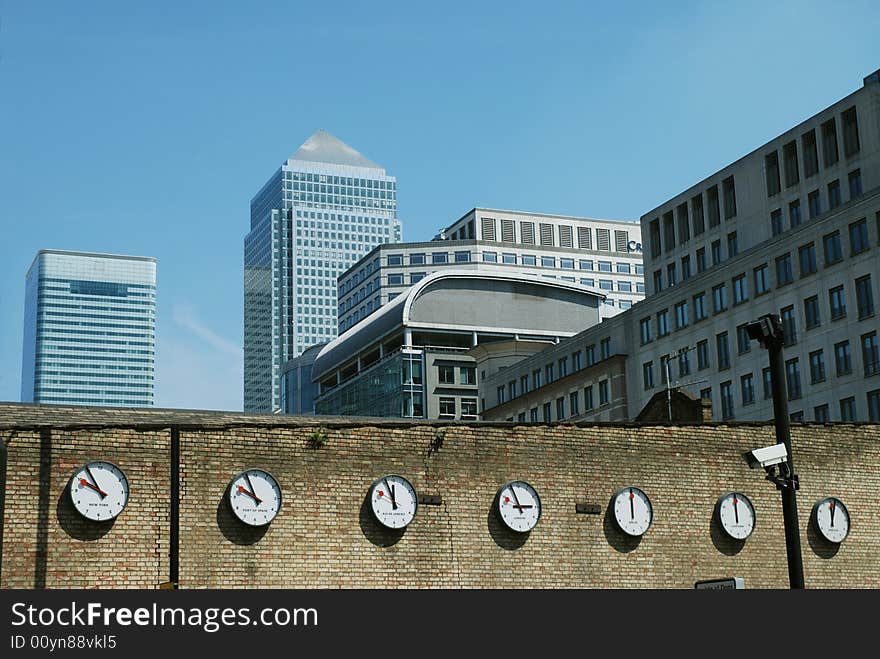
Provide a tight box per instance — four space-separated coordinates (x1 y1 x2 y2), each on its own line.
829 501 836 527
384 479 397 510
733 496 739 524
85 465 106 499
509 486 524 512
245 472 258 503
629 489 635 519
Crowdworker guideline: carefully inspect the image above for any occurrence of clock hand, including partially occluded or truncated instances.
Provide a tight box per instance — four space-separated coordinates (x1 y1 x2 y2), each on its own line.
629 489 635 520
384 479 398 510
509 486 523 512
733 496 739 524
237 484 263 504
79 478 109 498
85 465 107 499
829 500 835 527
245 472 258 499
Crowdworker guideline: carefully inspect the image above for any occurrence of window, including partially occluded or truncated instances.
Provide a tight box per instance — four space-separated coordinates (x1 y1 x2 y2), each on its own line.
763 367 773 400
570 391 580 417
736 324 751 354
659 355 670 385
814 404 829 422
771 209 784 236
804 295 821 329
720 381 734 419
517 412 526 423
410 272 426 284
849 169 862 199
850 218 869 255
439 397 456 418
676 203 690 244
640 317 652 345
502 253 517 264
532 369 542 389
558 356 568 378
541 256 556 268
697 339 710 370
586 345 595 366
520 374 529 395
733 274 748 304
776 253 793 286
696 248 707 273
545 363 554 384
649 218 661 258
711 240 722 265
802 129 819 178
808 190 821 219
388 273 404 285
835 340 852 376
823 231 842 265
508 380 517 400
707 185 720 227
572 351 582 371
700 388 712 403
600 338 611 360
789 199 802 229
716 332 730 370
828 179 841 210
790 411 804 423
387 254 403 266
482 251 498 263
599 279 614 291
521 254 536 266
741 373 755 406
496 386 506 405
727 232 738 258
712 283 727 314
868 389 880 422
556 397 565 420
454 251 470 262
798 242 817 276
722 176 737 219
754 264 769 295
678 349 691 377
783 141 799 187
765 151 781 196
542 402 552 422
842 106 860 157
579 259 594 271
863 331 880 377
657 309 670 337
432 252 448 264
598 379 609 405
856 275 874 319
618 281 632 292
584 385 594 411
410 253 426 265
810 349 826 384
786 358 802 400
829 285 846 320
530 407 539 422
643 362 654 390
690 293 705 323
840 397 856 422
598 260 613 273
460 366 476 385
667 263 677 287
663 212 676 252
692 194 705 234
653 270 663 294
681 255 691 280
560 258 574 270
822 118 838 167
675 300 689 329
781 305 797 345
438 365 455 384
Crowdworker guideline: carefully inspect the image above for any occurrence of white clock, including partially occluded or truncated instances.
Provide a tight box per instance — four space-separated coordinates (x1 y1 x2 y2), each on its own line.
496 480 541 533
812 497 850 543
716 492 756 540
369 475 418 529
611 486 653 537
69 461 130 521
228 468 282 527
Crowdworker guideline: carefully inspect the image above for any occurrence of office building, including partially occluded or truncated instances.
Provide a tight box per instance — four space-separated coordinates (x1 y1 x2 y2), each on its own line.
20 250 156 407
338 208 644 332
480 67 880 423
244 129 402 413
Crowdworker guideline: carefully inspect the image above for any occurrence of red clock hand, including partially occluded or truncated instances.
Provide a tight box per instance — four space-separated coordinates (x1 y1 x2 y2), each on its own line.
237 484 263 504
79 478 109 498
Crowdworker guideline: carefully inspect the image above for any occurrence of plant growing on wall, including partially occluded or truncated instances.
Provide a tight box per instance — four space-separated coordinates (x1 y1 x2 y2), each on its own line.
308 426 327 448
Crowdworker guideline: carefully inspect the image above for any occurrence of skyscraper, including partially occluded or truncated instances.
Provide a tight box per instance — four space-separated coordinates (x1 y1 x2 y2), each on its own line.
21 250 157 407
244 130 401 413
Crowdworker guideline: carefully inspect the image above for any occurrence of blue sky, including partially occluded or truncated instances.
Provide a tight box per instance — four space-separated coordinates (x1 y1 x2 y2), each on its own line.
1 1 878 410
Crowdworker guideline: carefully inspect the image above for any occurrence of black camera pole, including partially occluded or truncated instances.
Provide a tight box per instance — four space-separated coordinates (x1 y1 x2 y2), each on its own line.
749 313 805 589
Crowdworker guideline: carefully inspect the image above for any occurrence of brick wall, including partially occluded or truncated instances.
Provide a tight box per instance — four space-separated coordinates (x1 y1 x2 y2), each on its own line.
1 404 878 588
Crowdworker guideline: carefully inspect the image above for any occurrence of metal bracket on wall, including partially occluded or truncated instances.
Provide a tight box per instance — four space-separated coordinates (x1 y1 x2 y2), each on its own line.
575 502 602 515
418 494 443 506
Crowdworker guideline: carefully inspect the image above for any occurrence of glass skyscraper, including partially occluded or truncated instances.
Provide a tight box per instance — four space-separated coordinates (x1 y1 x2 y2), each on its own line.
244 129 401 413
21 250 157 407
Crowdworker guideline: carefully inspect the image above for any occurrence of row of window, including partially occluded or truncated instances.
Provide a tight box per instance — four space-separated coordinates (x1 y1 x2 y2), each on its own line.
438 397 479 419
284 171 396 190
648 176 737 259
770 169 863 237
510 380 612 423
476 217 633 253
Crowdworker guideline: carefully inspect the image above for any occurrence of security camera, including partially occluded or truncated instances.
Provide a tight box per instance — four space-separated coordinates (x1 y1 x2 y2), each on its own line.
743 443 788 469
746 314 783 347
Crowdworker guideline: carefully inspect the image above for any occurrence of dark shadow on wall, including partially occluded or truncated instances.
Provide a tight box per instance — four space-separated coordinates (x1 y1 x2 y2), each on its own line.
34 428 52 589
216 491 269 546
486 507 529 550
359 496 406 547
56 489 115 541
709 515 745 556
602 499 642 554
807 520 841 559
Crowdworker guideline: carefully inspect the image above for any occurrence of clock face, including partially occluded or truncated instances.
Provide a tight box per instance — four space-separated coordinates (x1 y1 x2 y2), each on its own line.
370 475 418 529
716 492 756 540
228 469 282 527
69 461 130 521
497 480 541 533
612 486 653 537
813 497 850 543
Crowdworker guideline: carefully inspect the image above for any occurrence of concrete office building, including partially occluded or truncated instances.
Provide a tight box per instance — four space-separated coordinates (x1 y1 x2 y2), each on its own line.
244 129 402 413
481 68 880 423
20 250 156 407
280 342 325 415
312 269 604 420
337 208 644 333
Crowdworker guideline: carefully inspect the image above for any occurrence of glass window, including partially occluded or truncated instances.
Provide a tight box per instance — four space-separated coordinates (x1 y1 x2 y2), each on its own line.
542 402 552 422
727 232 738 258
716 332 730 370
862 331 880 377
482 251 498 263
640 317 652 345
601 338 611 360
856 275 874 319
558 356 568 377
828 179 841 209
868 389 880 422
696 248 707 273
789 199 802 229
454 251 471 262
461 399 478 418
693 292 707 321
643 361 654 390
579 259 594 270
781 305 797 345
520 374 529 395
545 363 554 384
823 231 842 265
387 254 403 266
618 281 632 292
497 386 506 405
733 274 748 304
541 256 556 267
675 300 688 329
598 261 612 272
657 309 670 337
786 358 802 400
439 397 456 418
840 397 856 422
763 367 773 400
814 404 829 422
711 240 722 265
678 349 691 377
712 283 727 314
530 407 539 422
388 273 404 285
569 391 580 417
842 106 860 156
835 340 852 376
754 264 769 295
741 373 755 406
560 258 574 270
829 285 846 320
599 279 613 291
556 397 566 420
775 253 793 286
804 295 821 329
798 243 817 276
438 365 455 384
808 190 821 218
771 209 784 236
617 262 631 274
809 349 826 384
460 366 476 385
502 253 517 264
410 253 426 265
849 169 863 199
697 339 710 370
681 255 691 280
720 381 734 419
521 254 536 266
850 219 869 255
432 252 448 264
572 350 582 370
532 369 542 389
599 379 609 405
737 324 751 354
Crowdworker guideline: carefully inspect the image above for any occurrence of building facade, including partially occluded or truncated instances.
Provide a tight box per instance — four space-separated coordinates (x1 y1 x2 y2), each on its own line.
338 208 644 332
482 68 880 423
280 342 325 415
244 130 402 413
20 250 156 407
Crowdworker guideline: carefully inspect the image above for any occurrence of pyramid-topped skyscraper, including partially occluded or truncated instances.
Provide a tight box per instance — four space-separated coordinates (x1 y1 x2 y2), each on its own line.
244 130 401 413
